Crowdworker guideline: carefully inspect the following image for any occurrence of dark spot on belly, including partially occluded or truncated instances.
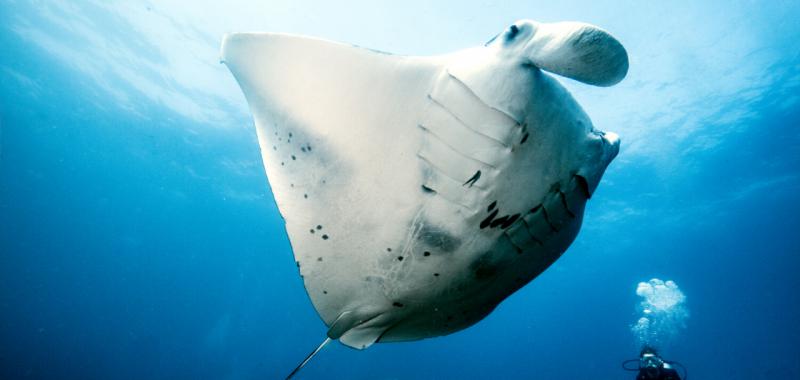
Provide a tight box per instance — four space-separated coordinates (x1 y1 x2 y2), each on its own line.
291 155 296 160
423 251 431 257
480 209 499 229
488 201 497 211
316 225 322 230
433 273 440 277
463 170 482 187
421 184 436 193
322 234 329 240
501 214 520 228
387 248 392 252
393 302 404 307
310 229 315 234
323 290 328 294
317 257 323 262
471 254 498 281
520 132 529 145
489 215 509 228
397 256 404 261
417 224 461 252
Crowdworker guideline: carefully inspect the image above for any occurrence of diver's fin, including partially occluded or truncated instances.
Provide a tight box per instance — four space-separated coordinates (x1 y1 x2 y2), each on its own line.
285 336 332 380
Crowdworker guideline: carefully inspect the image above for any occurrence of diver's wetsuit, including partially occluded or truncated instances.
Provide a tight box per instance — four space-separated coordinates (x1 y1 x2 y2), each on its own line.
636 364 682 380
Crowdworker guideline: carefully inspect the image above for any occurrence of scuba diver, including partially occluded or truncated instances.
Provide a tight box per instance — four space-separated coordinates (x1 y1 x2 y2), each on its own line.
622 346 686 380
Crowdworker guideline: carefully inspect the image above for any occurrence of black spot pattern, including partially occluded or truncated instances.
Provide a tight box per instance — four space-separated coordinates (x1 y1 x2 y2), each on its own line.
393 302 404 308
480 201 522 230
462 170 482 187
520 132 529 145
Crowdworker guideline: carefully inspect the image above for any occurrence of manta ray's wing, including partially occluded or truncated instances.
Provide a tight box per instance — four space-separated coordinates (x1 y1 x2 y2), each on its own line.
221 34 443 348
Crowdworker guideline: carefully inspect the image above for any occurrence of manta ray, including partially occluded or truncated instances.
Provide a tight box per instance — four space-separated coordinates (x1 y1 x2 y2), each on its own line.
221 19 627 376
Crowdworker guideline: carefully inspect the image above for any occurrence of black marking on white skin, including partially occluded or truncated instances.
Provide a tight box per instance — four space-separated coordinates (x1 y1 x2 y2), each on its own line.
520 132 529 145
323 290 328 294
309 229 315 234
423 251 431 257
393 302 404 308
281 162 285 166
490 213 520 229
273 145 277 151
304 194 308 199
480 201 520 230
421 184 436 194
316 225 322 230
480 209 499 229
463 170 482 187
397 256 404 261
387 248 392 252
489 214 510 228
301 147 306 152
317 257 323 262
433 273 440 277
291 155 296 160
322 234 329 240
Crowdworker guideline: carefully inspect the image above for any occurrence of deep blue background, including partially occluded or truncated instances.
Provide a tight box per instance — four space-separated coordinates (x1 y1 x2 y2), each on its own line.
2 1 799 379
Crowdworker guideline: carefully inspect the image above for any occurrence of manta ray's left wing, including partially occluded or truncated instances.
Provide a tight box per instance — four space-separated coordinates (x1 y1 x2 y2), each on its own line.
221 33 444 348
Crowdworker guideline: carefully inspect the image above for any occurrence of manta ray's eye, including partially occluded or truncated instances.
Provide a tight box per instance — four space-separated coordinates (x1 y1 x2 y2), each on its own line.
506 24 519 40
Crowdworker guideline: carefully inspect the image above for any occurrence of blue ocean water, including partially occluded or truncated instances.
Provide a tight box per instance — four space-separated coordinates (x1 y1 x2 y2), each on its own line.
1 1 798 379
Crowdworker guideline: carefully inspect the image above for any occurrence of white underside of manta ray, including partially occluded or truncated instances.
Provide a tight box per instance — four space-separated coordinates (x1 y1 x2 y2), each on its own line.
221 17 627 366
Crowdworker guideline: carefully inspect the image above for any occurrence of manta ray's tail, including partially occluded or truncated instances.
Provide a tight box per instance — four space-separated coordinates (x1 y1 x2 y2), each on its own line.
286 336 332 379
